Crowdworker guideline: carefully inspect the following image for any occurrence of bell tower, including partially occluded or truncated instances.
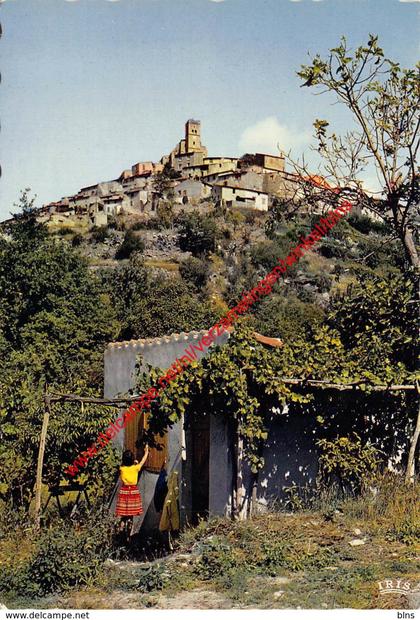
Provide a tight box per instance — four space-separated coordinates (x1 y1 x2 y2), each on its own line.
185 119 203 153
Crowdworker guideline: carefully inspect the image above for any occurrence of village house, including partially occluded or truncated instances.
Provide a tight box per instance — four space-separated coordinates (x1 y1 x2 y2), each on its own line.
208 183 269 211
174 178 211 205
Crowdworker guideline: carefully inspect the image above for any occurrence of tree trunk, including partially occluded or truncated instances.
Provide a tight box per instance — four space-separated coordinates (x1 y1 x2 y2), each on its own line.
405 384 420 483
403 227 420 272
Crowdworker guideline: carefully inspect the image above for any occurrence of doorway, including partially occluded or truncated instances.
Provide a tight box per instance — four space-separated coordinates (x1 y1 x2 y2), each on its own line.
191 413 210 522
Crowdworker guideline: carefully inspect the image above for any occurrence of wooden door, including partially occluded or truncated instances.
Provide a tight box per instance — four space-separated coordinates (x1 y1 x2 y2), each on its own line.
191 413 210 522
125 411 167 473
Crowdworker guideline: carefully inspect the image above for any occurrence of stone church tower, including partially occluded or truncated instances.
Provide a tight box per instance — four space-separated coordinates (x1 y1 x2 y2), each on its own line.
185 119 203 153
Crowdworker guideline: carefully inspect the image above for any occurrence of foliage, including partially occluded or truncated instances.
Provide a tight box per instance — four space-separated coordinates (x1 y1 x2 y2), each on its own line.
347 214 389 236
252 294 325 343
5 189 47 245
156 201 175 229
137 563 170 593
106 256 218 340
329 272 418 373
152 167 179 205
250 239 290 271
0 193 121 505
318 237 349 260
138 324 310 472
0 513 114 598
91 225 109 243
341 471 420 545
178 212 218 256
195 538 238 581
179 256 209 291
316 433 381 495
56 227 75 236
137 264 417 474
298 36 420 272
71 232 84 247
115 230 145 259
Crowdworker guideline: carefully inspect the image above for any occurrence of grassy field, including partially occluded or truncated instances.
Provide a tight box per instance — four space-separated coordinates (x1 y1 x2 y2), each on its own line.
57 508 419 610
1 476 418 610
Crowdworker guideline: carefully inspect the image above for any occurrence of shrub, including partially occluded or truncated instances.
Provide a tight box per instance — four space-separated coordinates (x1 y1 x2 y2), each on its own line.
115 230 145 260
91 226 109 243
71 233 84 247
318 237 349 259
156 202 175 229
0 515 114 598
348 213 388 236
225 210 245 229
137 563 170 593
130 220 148 231
55 226 74 236
317 433 381 495
250 236 294 271
195 538 237 581
179 257 209 290
178 213 218 256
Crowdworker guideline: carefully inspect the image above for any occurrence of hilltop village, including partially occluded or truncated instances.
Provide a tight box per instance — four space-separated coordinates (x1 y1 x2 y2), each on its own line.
38 120 298 230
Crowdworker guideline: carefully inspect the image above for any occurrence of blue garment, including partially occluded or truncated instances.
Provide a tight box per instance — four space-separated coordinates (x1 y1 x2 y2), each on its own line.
153 468 168 512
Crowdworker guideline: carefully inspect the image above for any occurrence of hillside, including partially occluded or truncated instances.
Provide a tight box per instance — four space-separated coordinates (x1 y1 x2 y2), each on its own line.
46 204 401 343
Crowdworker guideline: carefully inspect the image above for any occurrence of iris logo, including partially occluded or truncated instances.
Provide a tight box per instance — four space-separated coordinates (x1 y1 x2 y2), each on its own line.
377 579 420 595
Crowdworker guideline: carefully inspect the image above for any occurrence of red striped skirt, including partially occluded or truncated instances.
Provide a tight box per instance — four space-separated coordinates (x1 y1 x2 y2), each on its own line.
115 485 143 517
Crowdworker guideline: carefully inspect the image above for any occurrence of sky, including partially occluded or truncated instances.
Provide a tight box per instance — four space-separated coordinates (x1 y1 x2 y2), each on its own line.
0 0 419 221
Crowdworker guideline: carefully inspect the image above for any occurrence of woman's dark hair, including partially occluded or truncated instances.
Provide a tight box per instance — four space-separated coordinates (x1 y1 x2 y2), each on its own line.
122 449 134 466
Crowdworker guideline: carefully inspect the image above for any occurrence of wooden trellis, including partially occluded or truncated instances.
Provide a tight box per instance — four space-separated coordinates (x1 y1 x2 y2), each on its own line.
34 380 419 528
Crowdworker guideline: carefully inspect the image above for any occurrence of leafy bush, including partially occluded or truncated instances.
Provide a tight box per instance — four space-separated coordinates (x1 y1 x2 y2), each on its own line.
137 563 170 592
110 265 218 340
179 257 209 290
115 230 145 259
71 233 84 247
317 433 381 495
129 220 148 231
195 538 238 581
311 272 333 293
253 295 325 342
156 202 175 229
0 515 114 598
348 214 388 236
91 225 109 243
56 227 74 236
178 213 218 256
225 210 245 229
318 237 349 259
250 236 294 271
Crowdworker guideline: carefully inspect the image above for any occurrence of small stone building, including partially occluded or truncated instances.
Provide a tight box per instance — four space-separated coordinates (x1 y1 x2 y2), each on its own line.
104 329 413 531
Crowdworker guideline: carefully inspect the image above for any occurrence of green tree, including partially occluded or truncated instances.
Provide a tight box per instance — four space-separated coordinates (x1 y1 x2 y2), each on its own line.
179 256 210 291
115 229 145 260
178 212 218 256
0 193 120 507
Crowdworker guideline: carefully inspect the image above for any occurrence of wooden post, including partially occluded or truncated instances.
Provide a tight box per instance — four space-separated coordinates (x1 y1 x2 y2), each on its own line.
405 382 420 483
235 429 244 521
34 391 51 528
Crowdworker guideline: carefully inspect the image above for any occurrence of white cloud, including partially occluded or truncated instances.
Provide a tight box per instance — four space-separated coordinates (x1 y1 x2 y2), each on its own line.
239 116 311 156
399 0 420 3
209 0 226 3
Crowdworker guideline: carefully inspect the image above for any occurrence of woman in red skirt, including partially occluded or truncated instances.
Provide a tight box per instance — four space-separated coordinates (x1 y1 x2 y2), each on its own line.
116 446 149 541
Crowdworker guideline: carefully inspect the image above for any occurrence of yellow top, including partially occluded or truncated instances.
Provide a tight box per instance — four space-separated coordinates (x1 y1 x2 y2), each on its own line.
120 463 142 486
